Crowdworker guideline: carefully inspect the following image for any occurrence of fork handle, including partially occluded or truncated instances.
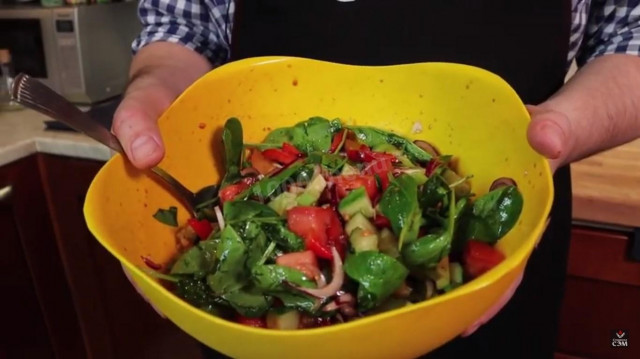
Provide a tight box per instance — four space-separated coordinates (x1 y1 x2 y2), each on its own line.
11 73 124 153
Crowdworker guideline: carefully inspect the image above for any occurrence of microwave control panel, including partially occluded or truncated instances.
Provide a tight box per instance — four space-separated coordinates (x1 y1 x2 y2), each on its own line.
52 10 83 94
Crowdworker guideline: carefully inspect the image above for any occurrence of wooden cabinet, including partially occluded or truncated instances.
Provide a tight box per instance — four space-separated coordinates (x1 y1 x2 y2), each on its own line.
0 154 203 359
556 226 640 359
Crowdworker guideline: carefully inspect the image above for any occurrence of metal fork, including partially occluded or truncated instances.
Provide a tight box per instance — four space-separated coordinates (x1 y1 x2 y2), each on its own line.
11 73 199 217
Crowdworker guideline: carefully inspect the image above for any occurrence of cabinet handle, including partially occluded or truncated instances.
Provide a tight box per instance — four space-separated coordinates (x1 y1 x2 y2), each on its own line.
631 228 640 262
0 185 12 202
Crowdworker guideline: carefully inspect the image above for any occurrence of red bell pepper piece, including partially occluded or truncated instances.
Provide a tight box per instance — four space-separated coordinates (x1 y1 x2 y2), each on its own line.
187 218 213 239
329 130 347 153
262 148 298 165
282 142 302 157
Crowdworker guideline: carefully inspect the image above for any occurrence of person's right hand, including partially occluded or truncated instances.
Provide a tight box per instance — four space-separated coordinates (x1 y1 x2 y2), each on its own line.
112 42 212 316
111 42 213 169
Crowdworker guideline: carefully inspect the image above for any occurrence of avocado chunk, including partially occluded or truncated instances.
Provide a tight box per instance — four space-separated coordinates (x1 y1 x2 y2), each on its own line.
345 212 377 235
296 174 327 206
449 262 463 286
402 168 428 185
426 256 450 290
338 187 375 220
349 227 379 253
269 191 298 216
341 163 361 176
266 309 300 330
378 228 400 258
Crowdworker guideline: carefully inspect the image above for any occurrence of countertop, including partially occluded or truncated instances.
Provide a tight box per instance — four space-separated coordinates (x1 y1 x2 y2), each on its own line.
0 108 112 167
1 108 638 228
571 139 640 229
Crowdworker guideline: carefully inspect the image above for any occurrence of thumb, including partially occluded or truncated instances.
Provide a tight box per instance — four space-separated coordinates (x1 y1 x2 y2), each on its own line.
112 89 170 169
525 104 573 172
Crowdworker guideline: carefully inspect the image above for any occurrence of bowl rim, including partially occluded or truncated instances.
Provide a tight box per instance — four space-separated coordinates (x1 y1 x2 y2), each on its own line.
84 55 555 337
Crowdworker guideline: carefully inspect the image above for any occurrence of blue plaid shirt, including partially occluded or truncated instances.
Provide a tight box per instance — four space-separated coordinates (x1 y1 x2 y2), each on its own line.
132 0 640 69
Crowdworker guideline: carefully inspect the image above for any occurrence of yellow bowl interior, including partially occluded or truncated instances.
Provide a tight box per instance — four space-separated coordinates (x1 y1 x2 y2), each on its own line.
84 56 553 359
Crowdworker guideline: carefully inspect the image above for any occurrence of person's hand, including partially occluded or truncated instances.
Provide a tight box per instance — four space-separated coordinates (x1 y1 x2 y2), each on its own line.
461 104 564 336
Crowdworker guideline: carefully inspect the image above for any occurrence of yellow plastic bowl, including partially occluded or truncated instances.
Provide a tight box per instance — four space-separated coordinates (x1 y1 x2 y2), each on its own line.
84 56 553 359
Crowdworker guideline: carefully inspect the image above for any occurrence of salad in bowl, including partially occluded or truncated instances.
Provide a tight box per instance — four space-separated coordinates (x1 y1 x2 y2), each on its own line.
148 116 523 330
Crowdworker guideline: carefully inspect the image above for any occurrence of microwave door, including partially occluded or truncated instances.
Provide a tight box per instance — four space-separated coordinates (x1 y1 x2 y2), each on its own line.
0 8 63 97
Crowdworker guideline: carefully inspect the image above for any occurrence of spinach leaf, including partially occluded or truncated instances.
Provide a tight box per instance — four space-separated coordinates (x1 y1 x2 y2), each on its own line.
222 288 272 318
206 226 248 295
402 190 457 267
251 265 319 313
290 117 339 154
262 127 294 146
377 174 422 248
348 126 432 163
246 232 268 270
238 160 305 200
459 185 523 244
420 173 450 210
401 232 449 268
252 265 316 291
170 246 204 276
263 223 305 252
223 200 280 223
176 277 224 309
220 118 244 188
344 251 409 312
261 117 341 154
274 292 320 313
152 206 178 227
322 153 347 174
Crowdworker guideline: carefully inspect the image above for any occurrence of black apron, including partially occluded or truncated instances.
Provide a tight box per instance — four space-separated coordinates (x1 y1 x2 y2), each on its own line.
211 1 572 358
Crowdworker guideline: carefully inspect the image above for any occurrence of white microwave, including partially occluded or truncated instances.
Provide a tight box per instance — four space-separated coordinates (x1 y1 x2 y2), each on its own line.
0 2 141 104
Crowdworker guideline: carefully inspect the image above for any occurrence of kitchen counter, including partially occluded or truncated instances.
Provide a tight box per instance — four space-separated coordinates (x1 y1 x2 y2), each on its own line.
1 108 639 228
571 139 640 229
0 108 112 167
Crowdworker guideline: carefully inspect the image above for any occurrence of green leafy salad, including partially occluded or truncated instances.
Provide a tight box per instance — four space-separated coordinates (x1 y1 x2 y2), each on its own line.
147 116 523 330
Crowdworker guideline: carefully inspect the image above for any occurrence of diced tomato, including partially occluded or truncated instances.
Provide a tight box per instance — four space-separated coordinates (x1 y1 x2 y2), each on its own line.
331 174 378 202
329 130 347 153
250 149 277 175
463 240 506 278
262 148 298 165
363 157 394 191
276 250 322 280
287 206 346 260
187 218 213 239
236 314 266 328
373 214 392 229
219 182 249 203
282 142 302 157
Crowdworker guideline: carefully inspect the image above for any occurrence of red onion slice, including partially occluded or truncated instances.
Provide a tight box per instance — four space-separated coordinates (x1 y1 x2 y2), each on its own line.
292 247 344 299
214 206 225 230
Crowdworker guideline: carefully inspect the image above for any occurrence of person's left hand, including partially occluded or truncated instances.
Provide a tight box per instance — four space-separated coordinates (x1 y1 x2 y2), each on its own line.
461 104 568 336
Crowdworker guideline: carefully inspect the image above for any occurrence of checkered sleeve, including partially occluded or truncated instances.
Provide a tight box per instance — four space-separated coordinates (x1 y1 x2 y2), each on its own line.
576 0 640 66
131 0 233 66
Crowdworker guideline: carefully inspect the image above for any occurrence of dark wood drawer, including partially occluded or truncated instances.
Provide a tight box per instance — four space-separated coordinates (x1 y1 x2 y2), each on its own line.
567 227 640 286
556 226 640 359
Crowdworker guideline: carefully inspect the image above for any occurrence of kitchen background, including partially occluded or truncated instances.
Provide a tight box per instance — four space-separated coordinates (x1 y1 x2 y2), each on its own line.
1 1 638 359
